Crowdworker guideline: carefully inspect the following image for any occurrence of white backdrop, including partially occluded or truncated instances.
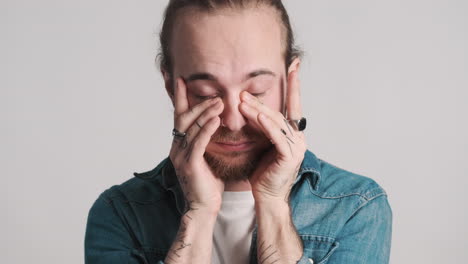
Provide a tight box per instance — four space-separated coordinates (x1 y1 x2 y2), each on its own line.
2 0 467 263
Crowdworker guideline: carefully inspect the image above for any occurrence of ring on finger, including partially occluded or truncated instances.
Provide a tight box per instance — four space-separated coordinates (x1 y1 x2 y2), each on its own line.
195 120 202 128
286 117 307 132
172 128 187 138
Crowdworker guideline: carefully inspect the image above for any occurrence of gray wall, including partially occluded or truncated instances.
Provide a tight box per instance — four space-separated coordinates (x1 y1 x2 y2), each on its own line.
3 0 467 263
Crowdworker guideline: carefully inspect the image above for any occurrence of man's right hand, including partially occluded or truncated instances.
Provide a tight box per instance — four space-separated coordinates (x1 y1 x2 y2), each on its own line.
165 77 224 263
169 77 225 214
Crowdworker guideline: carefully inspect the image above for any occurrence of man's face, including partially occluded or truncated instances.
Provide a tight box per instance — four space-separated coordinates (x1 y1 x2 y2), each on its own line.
170 6 288 181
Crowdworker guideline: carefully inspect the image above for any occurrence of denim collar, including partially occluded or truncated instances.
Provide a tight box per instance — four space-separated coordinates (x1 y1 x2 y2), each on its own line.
295 150 321 190
153 150 321 214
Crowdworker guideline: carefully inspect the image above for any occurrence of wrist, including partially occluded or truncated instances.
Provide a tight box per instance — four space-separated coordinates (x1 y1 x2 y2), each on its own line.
254 198 291 221
253 192 290 209
254 199 303 262
185 197 222 216
166 207 217 264
185 206 219 222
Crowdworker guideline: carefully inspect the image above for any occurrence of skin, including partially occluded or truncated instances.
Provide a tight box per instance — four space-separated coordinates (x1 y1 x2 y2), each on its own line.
164 5 306 264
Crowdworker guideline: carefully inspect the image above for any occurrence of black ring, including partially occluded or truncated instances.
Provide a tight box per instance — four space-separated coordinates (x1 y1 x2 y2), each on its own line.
172 128 186 138
288 117 307 131
297 117 307 131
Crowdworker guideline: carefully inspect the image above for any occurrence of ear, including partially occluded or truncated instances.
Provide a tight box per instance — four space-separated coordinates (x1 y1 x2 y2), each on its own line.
162 70 175 106
287 57 301 75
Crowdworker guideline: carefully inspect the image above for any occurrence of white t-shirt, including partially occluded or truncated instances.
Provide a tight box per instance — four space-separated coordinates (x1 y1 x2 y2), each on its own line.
211 191 256 264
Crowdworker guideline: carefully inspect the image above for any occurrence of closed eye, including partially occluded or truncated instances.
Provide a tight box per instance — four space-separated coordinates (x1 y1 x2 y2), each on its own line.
251 92 266 97
194 94 219 100
195 92 265 101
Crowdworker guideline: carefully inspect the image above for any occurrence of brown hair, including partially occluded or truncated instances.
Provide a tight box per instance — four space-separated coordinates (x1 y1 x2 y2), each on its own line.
157 0 302 78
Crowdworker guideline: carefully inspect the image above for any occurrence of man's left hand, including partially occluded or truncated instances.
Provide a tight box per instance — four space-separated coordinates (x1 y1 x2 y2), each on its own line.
239 70 307 204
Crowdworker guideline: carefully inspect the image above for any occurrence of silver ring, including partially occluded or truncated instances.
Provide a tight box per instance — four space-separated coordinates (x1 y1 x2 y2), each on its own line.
172 128 186 138
287 117 307 131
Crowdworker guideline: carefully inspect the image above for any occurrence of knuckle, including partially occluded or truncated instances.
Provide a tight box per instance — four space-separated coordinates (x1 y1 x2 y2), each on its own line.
201 120 215 133
185 129 195 141
192 140 203 151
178 111 189 121
185 161 194 171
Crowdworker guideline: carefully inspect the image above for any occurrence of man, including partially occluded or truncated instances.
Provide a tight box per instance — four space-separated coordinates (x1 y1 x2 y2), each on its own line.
85 1 392 263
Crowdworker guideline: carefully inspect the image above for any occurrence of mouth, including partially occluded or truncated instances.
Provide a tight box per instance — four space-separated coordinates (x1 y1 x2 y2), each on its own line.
214 141 254 151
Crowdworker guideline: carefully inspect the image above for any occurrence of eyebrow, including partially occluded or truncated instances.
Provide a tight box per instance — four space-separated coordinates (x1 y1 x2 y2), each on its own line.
184 69 276 83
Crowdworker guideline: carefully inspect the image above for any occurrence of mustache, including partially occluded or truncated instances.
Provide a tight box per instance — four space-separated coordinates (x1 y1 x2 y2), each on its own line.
210 126 261 143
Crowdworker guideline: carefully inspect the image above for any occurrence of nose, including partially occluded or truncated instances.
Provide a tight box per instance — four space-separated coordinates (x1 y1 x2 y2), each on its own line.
220 93 247 131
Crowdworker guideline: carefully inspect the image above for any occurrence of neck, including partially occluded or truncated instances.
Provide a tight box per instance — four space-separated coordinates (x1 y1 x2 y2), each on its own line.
224 179 252 192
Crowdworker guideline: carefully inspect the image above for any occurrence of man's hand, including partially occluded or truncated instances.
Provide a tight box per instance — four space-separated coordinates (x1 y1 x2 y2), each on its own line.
239 70 306 263
170 77 225 213
239 70 307 204
165 77 224 264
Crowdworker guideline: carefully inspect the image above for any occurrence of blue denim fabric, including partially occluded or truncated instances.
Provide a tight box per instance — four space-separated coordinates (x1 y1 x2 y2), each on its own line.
85 150 392 264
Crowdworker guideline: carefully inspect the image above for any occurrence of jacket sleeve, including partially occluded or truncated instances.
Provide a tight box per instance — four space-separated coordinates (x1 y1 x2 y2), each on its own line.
324 194 392 264
85 195 164 264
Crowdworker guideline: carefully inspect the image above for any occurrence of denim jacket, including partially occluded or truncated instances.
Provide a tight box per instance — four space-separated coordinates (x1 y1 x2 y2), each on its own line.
85 150 392 264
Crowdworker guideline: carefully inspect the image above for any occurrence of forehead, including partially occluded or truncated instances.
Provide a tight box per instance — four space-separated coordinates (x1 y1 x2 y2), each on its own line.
171 6 285 81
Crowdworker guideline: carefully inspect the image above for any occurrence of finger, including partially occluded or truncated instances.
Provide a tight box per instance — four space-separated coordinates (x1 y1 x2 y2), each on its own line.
176 97 222 132
257 113 291 159
238 101 261 130
172 99 222 159
193 99 224 128
240 97 300 150
174 78 189 116
286 70 303 120
184 100 224 144
240 91 285 127
191 116 221 159
240 101 287 138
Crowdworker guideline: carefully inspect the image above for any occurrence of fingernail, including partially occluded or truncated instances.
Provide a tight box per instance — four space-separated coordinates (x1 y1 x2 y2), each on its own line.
214 100 223 107
258 113 267 121
177 77 185 87
242 92 253 101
